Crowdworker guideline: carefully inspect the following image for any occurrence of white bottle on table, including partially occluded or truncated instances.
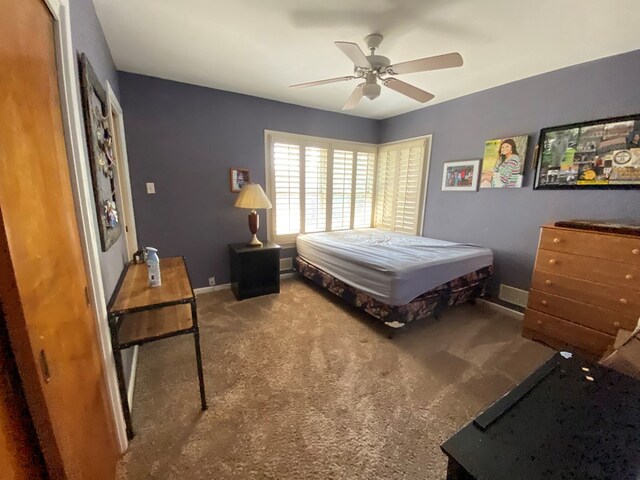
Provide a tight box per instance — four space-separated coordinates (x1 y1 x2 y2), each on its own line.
145 247 161 287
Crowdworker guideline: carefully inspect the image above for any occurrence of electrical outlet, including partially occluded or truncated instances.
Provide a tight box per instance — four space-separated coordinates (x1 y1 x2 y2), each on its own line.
208 277 215 287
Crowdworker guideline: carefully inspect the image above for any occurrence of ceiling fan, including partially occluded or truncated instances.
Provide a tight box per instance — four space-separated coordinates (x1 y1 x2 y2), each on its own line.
289 34 463 110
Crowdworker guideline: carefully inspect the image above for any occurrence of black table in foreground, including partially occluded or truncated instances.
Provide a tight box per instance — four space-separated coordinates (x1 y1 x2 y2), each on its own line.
441 352 640 480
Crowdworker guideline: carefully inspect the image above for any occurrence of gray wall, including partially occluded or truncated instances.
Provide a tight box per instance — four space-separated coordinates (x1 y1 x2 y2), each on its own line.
118 72 378 287
70 0 128 300
119 49 640 295
69 0 132 379
380 49 640 295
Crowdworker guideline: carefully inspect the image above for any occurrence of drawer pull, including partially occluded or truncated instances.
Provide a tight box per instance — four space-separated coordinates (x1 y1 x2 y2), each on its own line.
541 300 548 306
545 280 552 286
613 321 621 328
626 274 634 280
553 237 561 244
536 320 543 325
633 248 640 255
619 298 628 305
549 259 557 265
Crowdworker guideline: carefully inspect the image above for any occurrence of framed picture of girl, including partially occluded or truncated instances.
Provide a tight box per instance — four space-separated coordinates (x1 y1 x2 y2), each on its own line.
480 135 529 188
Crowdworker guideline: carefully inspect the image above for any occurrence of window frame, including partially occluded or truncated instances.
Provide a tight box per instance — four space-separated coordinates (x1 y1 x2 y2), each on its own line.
264 131 432 246
264 130 378 246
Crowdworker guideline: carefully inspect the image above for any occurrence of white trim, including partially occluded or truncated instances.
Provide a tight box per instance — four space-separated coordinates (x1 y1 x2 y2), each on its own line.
194 274 297 295
46 0 128 452
43 0 61 15
127 346 139 408
377 134 433 147
106 81 139 259
418 135 433 235
476 298 524 321
194 283 231 295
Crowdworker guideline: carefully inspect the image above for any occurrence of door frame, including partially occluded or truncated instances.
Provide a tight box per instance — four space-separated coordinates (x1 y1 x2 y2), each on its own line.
106 82 139 259
43 0 128 451
106 82 140 408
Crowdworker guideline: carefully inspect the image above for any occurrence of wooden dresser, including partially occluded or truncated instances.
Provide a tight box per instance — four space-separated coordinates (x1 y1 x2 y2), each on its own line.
523 223 640 357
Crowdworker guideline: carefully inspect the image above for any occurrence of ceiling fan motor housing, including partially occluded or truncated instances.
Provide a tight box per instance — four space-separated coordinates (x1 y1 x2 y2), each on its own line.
363 73 381 100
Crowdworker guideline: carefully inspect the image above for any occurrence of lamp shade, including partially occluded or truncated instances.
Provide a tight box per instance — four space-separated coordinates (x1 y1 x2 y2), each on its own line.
234 183 272 210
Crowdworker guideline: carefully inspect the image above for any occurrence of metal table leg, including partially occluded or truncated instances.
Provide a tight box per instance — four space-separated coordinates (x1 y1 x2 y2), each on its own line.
110 316 134 439
191 301 207 410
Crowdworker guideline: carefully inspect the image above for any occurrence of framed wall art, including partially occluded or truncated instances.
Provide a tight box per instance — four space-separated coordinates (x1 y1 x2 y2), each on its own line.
229 167 250 192
480 135 529 188
79 53 122 251
534 113 640 189
441 160 481 191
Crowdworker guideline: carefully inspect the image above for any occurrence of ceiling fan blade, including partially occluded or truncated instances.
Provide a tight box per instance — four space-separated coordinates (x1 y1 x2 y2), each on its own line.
383 78 434 103
289 75 355 89
335 41 371 69
342 83 364 110
388 52 463 75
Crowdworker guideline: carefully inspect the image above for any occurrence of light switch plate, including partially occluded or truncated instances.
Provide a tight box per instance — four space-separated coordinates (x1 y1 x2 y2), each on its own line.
146 182 155 194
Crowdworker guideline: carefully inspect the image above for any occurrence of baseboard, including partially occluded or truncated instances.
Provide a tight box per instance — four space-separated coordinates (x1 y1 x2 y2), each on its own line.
127 345 139 409
477 298 524 321
194 284 230 295
194 273 298 294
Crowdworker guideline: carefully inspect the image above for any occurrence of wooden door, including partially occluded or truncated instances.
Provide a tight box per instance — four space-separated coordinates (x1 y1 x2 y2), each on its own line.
0 0 119 478
0 312 46 480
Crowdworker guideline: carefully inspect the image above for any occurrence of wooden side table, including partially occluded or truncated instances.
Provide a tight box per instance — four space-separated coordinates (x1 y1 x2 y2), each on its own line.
229 242 281 300
107 257 207 439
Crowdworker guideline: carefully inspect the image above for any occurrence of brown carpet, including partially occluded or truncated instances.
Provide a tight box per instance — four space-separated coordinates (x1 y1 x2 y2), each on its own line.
117 277 552 479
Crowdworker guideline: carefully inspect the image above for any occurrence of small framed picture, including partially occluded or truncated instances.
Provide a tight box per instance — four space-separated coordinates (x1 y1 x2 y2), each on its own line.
441 159 481 191
229 167 250 192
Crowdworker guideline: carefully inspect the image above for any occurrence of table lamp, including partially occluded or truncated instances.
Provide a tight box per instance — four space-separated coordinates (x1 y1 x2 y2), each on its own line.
234 183 272 247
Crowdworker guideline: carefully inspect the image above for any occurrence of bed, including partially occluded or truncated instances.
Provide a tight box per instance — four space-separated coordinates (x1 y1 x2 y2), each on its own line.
294 228 493 328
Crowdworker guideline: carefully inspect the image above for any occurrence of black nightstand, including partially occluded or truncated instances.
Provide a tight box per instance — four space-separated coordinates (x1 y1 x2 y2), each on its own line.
229 242 281 300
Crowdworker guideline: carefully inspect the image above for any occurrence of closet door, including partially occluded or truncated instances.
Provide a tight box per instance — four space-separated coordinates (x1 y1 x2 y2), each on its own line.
0 0 119 478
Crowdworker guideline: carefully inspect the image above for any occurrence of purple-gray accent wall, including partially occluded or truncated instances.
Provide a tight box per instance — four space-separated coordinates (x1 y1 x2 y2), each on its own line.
119 49 640 294
118 72 379 288
380 49 640 295
69 0 128 300
69 0 132 379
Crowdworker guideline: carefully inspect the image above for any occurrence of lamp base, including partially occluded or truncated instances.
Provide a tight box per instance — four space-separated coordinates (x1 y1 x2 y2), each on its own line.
247 233 263 247
247 210 263 247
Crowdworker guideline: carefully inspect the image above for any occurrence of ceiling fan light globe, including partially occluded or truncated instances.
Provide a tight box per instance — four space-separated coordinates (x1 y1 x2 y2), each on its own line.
363 83 381 100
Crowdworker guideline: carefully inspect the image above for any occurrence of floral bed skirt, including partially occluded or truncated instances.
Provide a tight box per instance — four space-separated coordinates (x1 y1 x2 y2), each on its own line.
294 256 493 328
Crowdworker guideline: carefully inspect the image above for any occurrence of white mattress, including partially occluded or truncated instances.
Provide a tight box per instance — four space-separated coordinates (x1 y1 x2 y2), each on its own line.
296 228 493 306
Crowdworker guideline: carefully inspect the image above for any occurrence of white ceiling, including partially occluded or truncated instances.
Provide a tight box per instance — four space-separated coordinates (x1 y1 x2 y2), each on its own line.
93 0 640 120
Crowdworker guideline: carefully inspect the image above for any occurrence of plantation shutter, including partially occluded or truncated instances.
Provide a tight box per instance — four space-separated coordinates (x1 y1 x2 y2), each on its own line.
268 136 376 243
374 138 428 235
304 145 328 233
353 152 376 228
394 144 424 233
273 142 301 236
331 150 354 230
374 149 397 231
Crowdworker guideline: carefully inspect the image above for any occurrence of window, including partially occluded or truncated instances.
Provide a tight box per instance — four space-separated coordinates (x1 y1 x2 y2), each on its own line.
374 138 430 235
266 132 377 244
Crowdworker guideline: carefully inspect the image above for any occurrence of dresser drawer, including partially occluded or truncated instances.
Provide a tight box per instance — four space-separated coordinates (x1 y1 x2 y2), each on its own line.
535 249 640 292
540 227 640 265
531 269 640 317
528 289 636 335
523 309 615 356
